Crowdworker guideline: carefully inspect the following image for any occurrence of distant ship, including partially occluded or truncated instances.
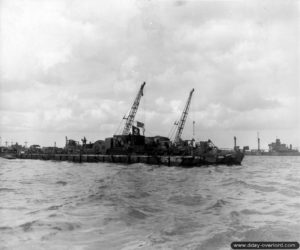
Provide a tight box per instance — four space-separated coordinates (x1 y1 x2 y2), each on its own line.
244 138 300 156
267 138 300 156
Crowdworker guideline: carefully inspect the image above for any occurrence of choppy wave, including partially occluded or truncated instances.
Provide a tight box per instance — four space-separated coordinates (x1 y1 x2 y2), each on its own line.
0 156 299 249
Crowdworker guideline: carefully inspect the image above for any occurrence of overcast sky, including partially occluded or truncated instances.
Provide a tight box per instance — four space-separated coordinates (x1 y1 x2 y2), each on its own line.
0 0 299 149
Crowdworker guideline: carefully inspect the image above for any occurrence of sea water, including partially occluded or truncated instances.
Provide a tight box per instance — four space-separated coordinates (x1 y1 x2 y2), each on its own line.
0 156 299 250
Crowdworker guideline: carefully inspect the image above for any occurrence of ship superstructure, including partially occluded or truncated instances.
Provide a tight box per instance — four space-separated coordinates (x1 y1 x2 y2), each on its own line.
268 138 300 156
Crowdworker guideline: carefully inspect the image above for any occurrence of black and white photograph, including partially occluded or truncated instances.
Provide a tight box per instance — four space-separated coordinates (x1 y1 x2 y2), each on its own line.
0 0 299 249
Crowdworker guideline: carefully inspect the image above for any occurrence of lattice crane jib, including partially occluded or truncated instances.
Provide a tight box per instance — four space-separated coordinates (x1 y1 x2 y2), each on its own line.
122 82 146 135
174 88 194 144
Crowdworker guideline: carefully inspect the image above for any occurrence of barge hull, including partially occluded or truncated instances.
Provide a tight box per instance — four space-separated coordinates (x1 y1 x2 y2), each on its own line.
17 153 243 166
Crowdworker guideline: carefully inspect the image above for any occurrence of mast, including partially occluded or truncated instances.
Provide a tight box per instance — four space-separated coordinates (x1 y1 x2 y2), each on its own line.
122 82 146 135
174 88 194 144
257 132 260 152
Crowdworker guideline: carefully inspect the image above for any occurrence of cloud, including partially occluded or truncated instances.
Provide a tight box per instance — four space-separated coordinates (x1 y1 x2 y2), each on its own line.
0 0 299 148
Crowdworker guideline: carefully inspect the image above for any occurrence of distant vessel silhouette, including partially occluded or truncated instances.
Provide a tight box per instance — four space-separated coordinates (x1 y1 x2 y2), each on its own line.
267 138 300 156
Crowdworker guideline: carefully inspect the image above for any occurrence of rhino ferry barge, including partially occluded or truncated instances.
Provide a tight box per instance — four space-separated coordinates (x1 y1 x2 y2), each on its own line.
12 82 245 166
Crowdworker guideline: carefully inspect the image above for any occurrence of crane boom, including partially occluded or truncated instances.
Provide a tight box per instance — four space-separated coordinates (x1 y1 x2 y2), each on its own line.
174 88 194 143
122 82 146 135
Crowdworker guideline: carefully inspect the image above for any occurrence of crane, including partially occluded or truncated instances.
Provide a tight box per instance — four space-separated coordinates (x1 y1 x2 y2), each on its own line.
173 88 194 144
122 82 146 135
